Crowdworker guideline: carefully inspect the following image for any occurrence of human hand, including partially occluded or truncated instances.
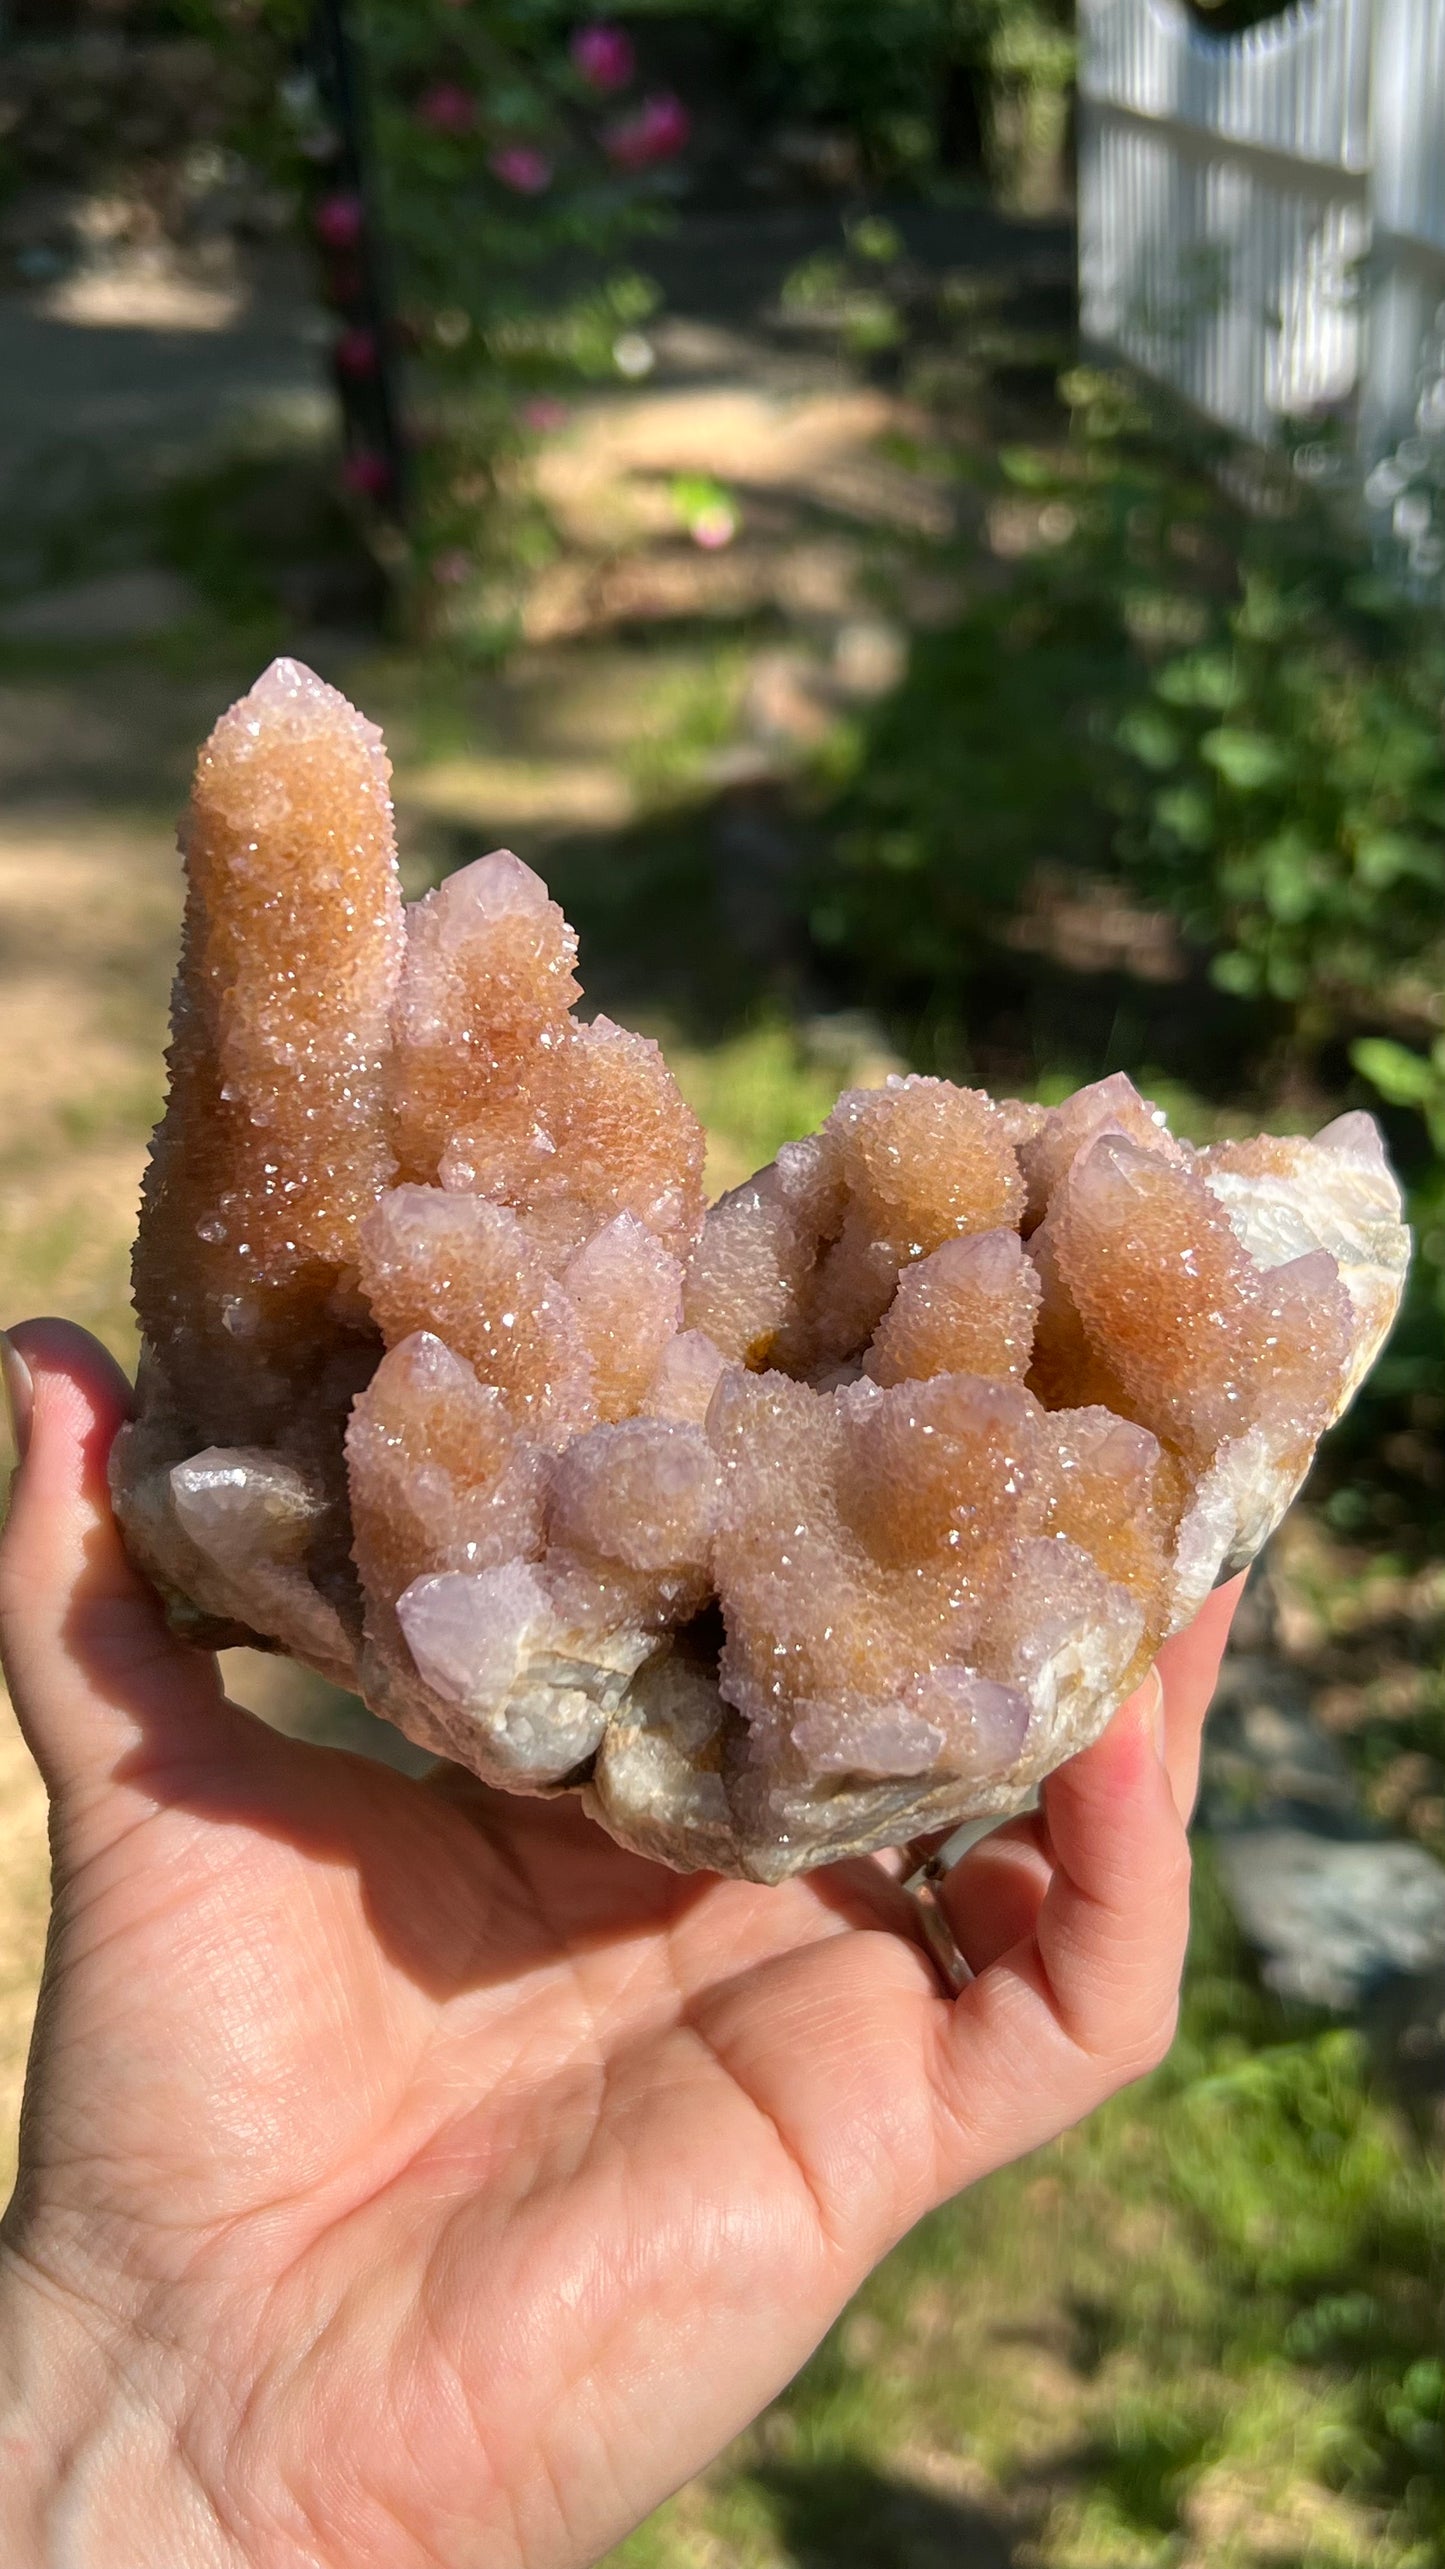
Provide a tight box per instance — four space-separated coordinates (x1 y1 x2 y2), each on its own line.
0 1320 1240 2569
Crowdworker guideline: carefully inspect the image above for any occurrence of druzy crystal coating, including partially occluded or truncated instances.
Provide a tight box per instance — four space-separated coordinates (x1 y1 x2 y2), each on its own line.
113 663 1411 1880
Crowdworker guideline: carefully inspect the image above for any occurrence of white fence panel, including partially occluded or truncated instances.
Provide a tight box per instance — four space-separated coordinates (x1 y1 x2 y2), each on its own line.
1080 0 1445 581
1080 0 1373 172
1079 103 1366 445
1372 0 1445 253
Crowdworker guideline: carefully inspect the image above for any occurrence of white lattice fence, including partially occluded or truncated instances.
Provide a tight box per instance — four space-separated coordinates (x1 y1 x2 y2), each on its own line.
1078 0 1445 569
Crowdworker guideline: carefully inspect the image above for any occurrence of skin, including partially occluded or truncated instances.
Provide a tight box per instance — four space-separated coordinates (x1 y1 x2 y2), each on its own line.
0 1318 1241 2569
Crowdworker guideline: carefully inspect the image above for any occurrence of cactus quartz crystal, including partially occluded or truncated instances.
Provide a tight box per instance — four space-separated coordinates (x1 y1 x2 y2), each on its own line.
113 662 1410 1880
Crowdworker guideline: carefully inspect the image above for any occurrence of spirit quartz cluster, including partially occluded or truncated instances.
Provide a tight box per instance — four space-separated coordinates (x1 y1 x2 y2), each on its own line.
113 661 1411 1879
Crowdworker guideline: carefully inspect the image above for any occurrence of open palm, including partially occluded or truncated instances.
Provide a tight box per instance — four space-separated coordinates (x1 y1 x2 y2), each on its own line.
0 1320 1239 2569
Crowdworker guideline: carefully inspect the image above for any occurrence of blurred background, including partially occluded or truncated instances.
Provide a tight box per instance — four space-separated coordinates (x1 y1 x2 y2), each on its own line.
4 0 1445 2559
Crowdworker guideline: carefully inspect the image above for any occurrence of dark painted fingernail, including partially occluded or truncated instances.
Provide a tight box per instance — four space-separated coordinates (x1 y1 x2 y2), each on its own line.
1 1332 33 1464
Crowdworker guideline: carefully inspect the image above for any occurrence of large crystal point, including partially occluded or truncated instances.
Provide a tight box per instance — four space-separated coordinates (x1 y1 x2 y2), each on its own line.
113 670 1411 1880
115 659 404 1652
139 658 404 1396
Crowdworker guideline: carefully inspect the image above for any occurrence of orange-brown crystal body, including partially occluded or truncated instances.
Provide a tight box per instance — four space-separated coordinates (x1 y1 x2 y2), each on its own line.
683 1078 1024 1378
865 1229 1042 1385
389 852 705 1268
1043 1135 1354 1467
134 658 403 1429
347 1331 545 1635
358 1188 598 1443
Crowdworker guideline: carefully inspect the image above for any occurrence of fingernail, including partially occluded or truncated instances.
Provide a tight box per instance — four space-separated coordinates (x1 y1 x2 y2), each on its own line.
1 1331 33 1465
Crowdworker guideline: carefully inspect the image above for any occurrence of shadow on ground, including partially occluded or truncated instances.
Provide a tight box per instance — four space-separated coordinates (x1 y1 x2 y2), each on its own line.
749 2457 1020 2569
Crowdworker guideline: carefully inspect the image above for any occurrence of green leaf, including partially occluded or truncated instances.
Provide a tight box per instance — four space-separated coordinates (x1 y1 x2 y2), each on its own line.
780 255 846 313
1199 729 1291 791
846 216 901 264
1152 785 1215 851
1117 707 1182 771
1210 951 1261 996
1354 830 1445 890
1264 951 1307 1000
1344 572 1402 615
1155 652 1241 711
1404 2359 1445 2414
843 301 905 356
1350 1037 1439 1108
998 447 1057 490
1234 577 1290 643
1259 829 1323 923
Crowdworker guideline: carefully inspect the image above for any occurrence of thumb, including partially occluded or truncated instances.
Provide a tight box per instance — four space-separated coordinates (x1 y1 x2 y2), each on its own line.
0 1318 233 1821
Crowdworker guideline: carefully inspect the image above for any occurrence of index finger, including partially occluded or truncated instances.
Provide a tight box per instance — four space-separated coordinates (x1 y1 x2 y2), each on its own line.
922 1679 1193 2197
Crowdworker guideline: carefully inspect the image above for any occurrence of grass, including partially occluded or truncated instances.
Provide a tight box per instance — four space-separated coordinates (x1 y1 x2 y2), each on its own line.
666 1020 870 1193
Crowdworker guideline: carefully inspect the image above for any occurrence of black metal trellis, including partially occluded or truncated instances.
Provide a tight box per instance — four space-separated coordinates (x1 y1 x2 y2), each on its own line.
306 0 409 524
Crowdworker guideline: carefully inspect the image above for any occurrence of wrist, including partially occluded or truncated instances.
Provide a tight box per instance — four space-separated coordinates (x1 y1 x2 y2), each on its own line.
0 2241 242 2568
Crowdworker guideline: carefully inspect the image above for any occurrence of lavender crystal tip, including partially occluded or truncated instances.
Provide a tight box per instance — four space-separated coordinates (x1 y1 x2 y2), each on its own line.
111 664 1412 1882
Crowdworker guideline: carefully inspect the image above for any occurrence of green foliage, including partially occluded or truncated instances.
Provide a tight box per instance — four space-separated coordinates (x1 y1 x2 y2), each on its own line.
617 0 1073 189
779 234 911 357
820 369 1445 1039
1353 1039 1445 1154
1118 572 1445 1023
666 1023 846 1180
742 0 961 177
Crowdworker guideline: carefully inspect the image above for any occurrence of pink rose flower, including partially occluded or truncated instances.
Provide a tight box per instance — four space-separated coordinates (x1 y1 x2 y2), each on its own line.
334 326 378 377
417 82 476 135
603 92 690 172
314 191 364 251
489 144 554 195
343 450 391 501
570 24 636 91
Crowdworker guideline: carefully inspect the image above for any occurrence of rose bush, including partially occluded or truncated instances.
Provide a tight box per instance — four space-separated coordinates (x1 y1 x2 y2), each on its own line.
142 1 690 619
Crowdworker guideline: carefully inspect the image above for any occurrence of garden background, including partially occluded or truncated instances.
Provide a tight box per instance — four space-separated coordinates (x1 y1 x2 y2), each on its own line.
3 2 1445 2561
